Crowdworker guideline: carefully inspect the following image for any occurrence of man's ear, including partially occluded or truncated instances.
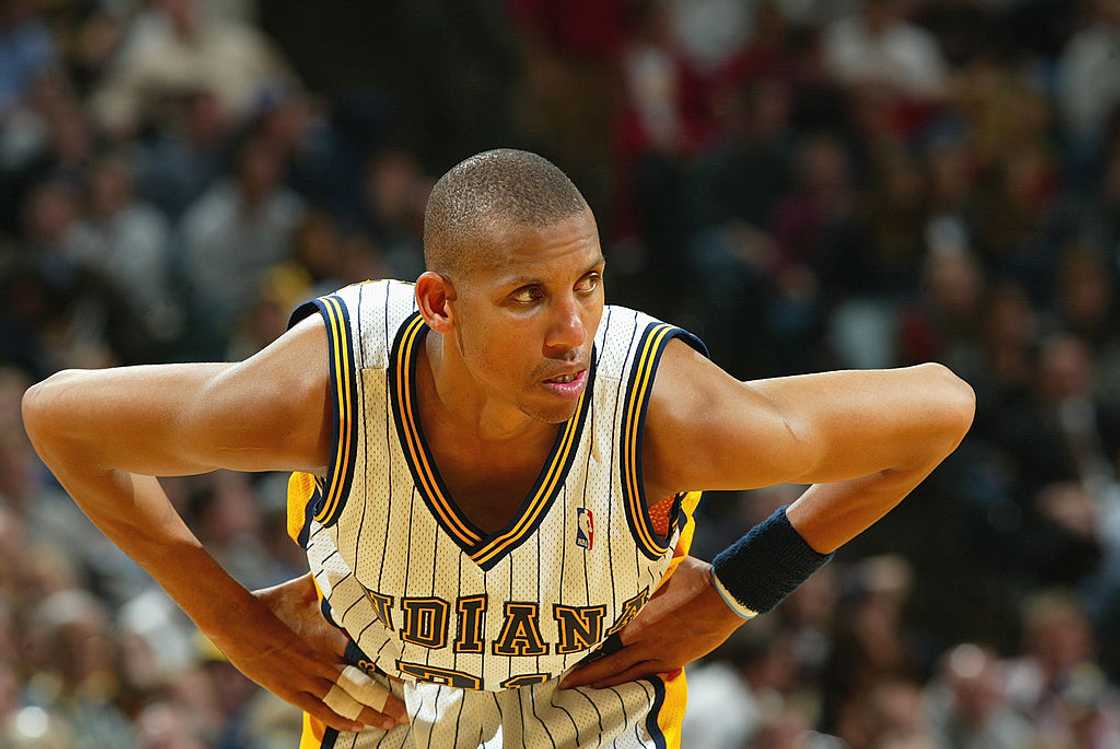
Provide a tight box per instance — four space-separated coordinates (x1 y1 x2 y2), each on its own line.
415 271 457 334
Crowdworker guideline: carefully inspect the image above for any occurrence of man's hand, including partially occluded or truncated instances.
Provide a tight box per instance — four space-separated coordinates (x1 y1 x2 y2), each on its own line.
253 574 348 658
249 574 408 731
559 557 743 689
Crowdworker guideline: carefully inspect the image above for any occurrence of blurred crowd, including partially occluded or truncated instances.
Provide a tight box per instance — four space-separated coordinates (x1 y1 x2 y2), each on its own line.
4 0 1120 747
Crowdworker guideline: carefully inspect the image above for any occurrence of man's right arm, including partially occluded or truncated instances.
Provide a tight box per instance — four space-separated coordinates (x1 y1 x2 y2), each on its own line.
23 315 332 478
20 316 399 732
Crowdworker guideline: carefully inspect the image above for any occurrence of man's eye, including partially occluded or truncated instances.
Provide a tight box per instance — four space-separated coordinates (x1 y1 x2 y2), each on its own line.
577 274 601 293
513 286 543 303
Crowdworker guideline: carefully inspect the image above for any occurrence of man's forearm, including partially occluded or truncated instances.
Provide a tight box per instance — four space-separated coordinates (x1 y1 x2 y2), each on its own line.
775 365 973 553
24 430 254 633
706 390 967 622
705 462 944 622
785 456 947 554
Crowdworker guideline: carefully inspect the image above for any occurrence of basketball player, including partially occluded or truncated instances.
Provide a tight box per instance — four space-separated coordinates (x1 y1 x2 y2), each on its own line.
21 150 974 748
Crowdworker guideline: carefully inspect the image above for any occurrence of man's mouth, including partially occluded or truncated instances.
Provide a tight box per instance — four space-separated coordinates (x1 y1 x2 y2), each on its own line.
544 372 582 384
541 368 589 398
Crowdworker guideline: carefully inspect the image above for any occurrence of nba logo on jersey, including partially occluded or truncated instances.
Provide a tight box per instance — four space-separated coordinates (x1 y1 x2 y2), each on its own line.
576 507 594 550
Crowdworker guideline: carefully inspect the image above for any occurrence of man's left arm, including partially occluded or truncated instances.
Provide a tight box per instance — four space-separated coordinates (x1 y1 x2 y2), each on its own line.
562 339 974 688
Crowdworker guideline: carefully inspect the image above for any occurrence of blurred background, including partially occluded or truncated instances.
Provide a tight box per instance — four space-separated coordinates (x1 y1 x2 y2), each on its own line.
3 0 1120 746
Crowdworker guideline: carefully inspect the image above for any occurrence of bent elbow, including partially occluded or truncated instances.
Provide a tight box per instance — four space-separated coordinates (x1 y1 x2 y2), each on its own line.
21 382 57 459
922 362 976 448
954 374 977 437
20 370 80 447
20 382 43 438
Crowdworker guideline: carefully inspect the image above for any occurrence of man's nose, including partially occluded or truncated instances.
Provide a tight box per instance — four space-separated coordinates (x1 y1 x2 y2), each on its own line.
544 294 586 354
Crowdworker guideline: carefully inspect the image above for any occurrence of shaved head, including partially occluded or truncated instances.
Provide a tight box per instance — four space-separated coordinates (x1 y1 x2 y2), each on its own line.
423 149 590 278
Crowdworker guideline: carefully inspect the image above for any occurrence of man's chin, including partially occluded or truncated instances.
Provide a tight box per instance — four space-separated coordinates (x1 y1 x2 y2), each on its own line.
521 399 579 425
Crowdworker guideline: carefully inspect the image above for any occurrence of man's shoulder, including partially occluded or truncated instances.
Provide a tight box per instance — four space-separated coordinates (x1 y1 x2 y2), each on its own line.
593 303 708 383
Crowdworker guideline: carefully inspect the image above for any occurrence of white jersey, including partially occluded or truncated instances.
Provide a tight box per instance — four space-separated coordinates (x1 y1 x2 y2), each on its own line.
286 279 705 747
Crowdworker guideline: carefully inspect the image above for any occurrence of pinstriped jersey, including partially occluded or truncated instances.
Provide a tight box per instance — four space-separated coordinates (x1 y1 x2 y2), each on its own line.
286 279 706 693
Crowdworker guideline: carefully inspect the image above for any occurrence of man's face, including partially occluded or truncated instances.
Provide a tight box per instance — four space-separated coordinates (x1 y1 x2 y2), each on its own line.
450 209 605 424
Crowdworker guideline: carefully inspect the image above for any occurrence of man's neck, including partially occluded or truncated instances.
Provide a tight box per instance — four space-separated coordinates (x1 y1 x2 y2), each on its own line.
421 329 554 447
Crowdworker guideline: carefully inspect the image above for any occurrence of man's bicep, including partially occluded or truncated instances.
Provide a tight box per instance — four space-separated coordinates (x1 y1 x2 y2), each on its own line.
643 341 818 494
183 316 333 473
645 344 975 494
23 315 332 477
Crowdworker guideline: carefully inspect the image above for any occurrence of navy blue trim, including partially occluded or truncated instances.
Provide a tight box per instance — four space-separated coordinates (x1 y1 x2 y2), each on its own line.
643 677 668 749
287 296 328 531
663 492 688 544
319 595 340 629
297 480 319 549
320 727 339 748
287 298 317 330
620 323 708 560
676 493 693 539
343 639 373 668
572 631 623 669
600 632 624 656
288 295 360 528
387 311 486 549
286 298 318 331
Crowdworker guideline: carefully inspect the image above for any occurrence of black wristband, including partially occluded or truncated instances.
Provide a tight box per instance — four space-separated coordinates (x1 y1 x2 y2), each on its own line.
711 505 833 615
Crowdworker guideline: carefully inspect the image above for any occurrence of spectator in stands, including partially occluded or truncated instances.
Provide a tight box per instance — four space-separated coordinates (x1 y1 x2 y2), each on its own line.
181 135 303 353
92 0 293 136
1007 592 1099 721
0 0 55 115
72 155 180 346
135 88 231 221
823 0 949 101
683 620 798 749
821 556 917 743
865 680 937 748
24 590 135 747
18 180 152 369
999 334 1120 493
1059 0 1120 158
361 147 429 280
185 472 282 592
927 643 1033 749
134 702 208 749
897 239 985 379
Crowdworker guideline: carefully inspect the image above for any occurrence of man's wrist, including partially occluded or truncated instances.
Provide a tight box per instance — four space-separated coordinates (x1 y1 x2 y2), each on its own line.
708 567 759 622
710 505 833 616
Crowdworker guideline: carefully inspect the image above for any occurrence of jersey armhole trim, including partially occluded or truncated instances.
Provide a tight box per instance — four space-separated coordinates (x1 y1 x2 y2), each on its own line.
288 294 359 528
619 323 708 560
286 471 326 548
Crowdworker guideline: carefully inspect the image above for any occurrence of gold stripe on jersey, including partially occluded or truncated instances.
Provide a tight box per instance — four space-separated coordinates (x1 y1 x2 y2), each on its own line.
470 383 588 566
622 323 677 558
298 713 328 749
315 295 356 525
282 292 357 529
394 314 482 547
286 471 317 544
653 490 702 591
652 670 688 749
286 471 326 548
